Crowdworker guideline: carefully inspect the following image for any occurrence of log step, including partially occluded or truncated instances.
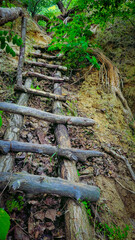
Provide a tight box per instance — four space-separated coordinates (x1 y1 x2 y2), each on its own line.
14 85 68 101
24 71 69 82
0 102 95 126
29 52 62 60
25 60 67 71
0 140 104 162
0 172 100 202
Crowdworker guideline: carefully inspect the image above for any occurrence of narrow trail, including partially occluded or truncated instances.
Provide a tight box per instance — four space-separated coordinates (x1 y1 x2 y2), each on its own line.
0 21 105 238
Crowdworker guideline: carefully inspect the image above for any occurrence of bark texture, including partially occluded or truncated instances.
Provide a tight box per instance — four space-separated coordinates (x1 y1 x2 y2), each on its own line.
34 14 49 23
14 85 68 101
26 71 69 81
16 17 27 86
0 7 23 26
0 140 104 162
0 102 95 126
0 78 32 172
25 60 67 71
53 71 93 240
0 172 100 201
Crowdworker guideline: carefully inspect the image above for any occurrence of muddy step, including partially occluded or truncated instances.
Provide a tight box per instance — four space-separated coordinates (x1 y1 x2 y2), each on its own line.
24 71 69 82
25 60 67 71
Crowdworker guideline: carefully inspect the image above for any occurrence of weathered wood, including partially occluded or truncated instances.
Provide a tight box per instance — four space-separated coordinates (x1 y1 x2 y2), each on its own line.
0 78 32 172
53 71 93 240
14 85 68 101
0 140 104 162
25 71 69 82
16 17 27 86
0 7 23 26
0 172 100 201
33 45 49 51
102 144 135 181
29 52 63 60
25 60 67 71
0 102 96 126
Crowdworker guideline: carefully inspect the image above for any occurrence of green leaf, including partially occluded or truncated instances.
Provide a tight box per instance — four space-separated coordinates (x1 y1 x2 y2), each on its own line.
6 45 10 54
0 208 10 240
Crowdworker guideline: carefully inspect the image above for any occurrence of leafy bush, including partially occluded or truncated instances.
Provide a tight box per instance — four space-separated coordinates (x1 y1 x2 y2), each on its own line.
6 195 24 212
0 208 10 240
0 29 23 57
48 13 100 69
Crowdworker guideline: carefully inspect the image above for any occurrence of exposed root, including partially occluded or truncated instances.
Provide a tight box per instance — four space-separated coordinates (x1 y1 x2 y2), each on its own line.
91 48 134 120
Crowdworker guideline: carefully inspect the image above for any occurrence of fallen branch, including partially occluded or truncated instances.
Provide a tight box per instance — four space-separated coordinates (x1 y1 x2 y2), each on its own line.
0 102 95 126
14 85 68 101
0 140 104 162
0 172 100 202
29 52 62 60
16 17 27 86
33 14 49 23
25 60 67 71
25 71 69 82
101 144 135 181
0 7 23 26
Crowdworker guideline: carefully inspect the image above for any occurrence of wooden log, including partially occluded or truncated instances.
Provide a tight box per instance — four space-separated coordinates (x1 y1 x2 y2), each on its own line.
16 17 27 86
53 71 93 240
25 71 69 82
0 102 95 126
29 52 63 60
25 60 67 71
0 78 32 172
14 85 68 101
0 140 104 162
0 7 23 26
0 172 100 202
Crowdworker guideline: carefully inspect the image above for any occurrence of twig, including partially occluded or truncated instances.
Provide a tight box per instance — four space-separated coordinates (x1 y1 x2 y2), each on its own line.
115 179 135 194
101 144 135 181
11 218 29 235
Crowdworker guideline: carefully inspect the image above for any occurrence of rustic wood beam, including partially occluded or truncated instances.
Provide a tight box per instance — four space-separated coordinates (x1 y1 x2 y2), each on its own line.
29 52 63 60
0 102 95 126
0 7 23 26
0 140 104 162
25 71 69 82
0 172 100 202
53 71 93 239
0 78 32 172
16 17 27 86
25 60 67 71
14 85 68 101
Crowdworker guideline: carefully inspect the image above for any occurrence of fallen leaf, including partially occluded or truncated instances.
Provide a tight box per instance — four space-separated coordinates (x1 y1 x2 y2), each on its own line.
45 209 56 222
34 211 45 221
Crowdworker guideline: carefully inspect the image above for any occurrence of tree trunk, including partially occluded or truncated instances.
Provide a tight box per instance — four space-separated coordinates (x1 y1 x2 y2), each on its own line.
0 172 100 202
53 71 94 240
57 1 66 14
0 140 104 162
14 85 68 101
0 102 96 126
0 7 23 26
0 78 32 172
16 17 27 86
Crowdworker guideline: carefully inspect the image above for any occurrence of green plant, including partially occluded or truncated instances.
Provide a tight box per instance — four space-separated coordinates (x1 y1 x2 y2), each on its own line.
50 152 57 162
2 0 16 8
6 195 24 212
81 200 92 218
0 208 10 240
0 111 3 128
97 223 131 240
66 100 78 116
0 29 23 57
77 169 80 176
31 83 40 90
47 13 100 69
